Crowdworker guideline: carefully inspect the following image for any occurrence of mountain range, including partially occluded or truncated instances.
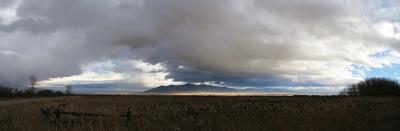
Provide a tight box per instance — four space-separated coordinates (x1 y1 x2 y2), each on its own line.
144 84 293 94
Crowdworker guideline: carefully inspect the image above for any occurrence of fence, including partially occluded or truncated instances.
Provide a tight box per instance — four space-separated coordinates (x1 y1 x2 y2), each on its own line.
40 106 204 130
40 106 134 126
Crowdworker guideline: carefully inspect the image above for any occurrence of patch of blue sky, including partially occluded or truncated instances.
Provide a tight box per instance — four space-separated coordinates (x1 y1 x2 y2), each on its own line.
369 49 392 58
349 64 367 77
368 0 400 22
380 0 392 8
364 64 400 79
351 49 400 80
351 63 400 80
84 60 119 74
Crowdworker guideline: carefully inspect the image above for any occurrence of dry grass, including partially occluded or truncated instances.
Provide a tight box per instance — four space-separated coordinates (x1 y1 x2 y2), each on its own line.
0 95 399 131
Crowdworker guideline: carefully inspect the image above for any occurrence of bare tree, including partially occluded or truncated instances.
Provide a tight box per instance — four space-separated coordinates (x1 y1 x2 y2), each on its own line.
30 75 37 91
65 85 72 94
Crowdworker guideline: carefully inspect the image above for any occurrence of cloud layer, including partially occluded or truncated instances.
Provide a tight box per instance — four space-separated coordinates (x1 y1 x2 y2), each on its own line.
0 0 399 92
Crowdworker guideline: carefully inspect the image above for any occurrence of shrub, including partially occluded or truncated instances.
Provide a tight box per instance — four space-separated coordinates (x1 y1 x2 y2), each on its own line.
340 77 400 96
36 90 56 97
36 89 64 97
0 85 15 98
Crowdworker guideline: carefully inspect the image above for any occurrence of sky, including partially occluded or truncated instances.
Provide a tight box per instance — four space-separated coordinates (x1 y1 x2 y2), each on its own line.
0 0 399 94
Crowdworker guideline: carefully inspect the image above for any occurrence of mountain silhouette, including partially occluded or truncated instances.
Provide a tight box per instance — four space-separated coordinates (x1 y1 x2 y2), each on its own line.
144 84 238 93
144 84 294 94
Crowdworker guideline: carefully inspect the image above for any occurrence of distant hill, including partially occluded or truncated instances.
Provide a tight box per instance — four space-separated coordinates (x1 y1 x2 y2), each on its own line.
144 84 294 94
144 84 238 93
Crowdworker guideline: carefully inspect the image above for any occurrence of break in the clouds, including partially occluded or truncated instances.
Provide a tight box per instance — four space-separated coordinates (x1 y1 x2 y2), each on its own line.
0 0 399 93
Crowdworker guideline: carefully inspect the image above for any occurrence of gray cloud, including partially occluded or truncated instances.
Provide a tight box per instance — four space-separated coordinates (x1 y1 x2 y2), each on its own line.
0 0 399 91
0 0 14 8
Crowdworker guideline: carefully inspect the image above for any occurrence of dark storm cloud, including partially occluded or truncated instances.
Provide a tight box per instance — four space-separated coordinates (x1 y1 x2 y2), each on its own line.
0 0 399 90
166 68 319 87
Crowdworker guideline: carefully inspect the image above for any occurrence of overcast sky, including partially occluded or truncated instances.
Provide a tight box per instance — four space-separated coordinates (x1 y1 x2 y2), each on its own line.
0 0 399 94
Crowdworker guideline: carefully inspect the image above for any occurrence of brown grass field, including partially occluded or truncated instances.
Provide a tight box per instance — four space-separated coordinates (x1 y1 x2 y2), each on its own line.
0 95 399 131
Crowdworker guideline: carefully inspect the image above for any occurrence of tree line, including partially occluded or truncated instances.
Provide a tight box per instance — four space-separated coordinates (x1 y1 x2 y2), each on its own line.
0 85 65 98
340 77 400 96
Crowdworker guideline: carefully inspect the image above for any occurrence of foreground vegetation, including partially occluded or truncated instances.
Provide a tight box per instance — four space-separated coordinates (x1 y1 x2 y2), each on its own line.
0 95 399 131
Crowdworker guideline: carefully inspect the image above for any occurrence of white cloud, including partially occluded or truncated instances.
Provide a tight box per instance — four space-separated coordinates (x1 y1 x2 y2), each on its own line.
39 71 125 86
39 59 183 90
0 49 17 56
375 21 400 39
0 0 20 25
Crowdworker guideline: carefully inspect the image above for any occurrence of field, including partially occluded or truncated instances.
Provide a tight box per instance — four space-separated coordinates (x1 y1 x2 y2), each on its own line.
0 95 399 131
